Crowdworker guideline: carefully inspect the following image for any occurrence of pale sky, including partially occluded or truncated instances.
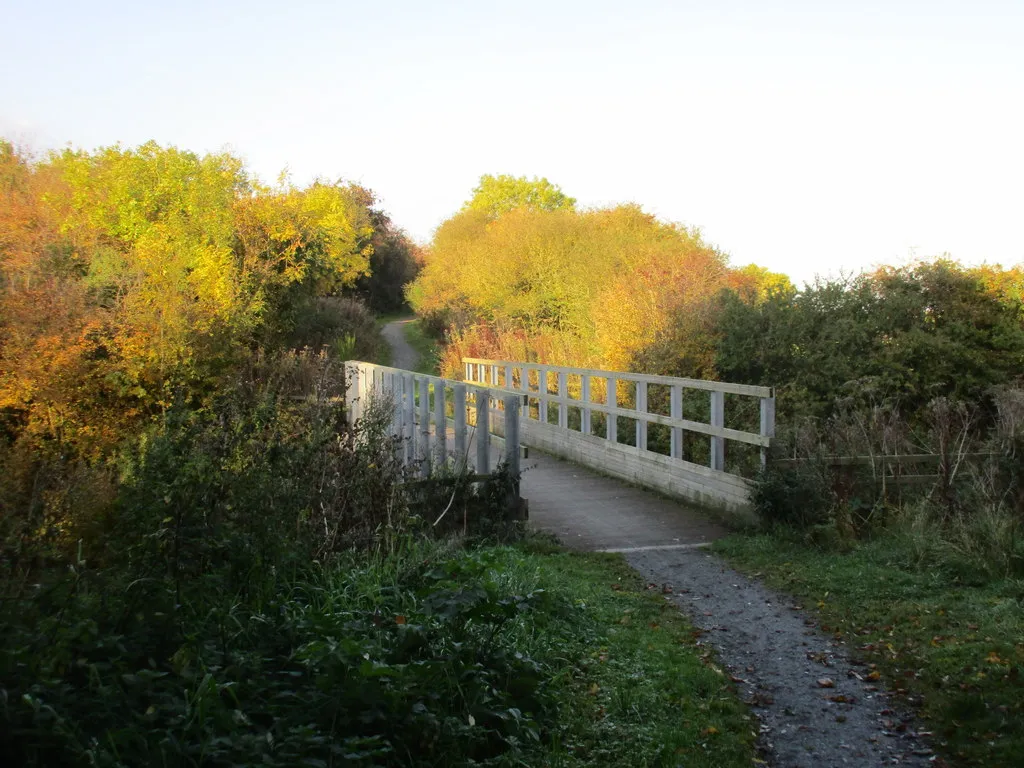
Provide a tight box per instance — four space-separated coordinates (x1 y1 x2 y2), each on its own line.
2 0 1021 285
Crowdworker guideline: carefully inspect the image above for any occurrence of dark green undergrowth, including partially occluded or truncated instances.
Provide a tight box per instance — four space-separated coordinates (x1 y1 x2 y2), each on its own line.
713 531 1024 767
1 536 754 767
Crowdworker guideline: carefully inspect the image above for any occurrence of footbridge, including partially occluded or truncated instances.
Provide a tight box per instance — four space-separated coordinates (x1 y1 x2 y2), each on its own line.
345 357 774 533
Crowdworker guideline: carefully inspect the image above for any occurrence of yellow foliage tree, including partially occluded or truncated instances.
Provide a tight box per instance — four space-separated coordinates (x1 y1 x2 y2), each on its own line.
0 141 375 455
409 185 733 375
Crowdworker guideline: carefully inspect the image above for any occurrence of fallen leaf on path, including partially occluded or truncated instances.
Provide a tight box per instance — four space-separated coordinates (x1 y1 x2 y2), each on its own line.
817 678 836 688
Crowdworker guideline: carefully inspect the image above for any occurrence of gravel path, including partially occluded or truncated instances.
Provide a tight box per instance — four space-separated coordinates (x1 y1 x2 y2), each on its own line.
626 546 936 767
382 318 419 371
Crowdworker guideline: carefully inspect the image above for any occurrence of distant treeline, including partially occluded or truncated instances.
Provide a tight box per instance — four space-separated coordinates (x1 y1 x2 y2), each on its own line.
410 174 1024 423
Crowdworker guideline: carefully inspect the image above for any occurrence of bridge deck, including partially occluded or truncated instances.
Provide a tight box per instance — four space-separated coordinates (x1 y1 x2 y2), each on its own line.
520 451 728 551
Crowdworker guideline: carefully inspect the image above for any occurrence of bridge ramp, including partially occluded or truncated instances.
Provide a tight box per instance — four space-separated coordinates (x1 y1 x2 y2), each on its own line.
521 451 728 552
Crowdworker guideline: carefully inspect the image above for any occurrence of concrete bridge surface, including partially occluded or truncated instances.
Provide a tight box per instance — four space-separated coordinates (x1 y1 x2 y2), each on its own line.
520 450 727 551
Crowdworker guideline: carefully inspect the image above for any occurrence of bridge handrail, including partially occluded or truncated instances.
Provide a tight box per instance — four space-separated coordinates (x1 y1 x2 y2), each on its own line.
462 357 773 398
345 361 522 482
461 357 775 475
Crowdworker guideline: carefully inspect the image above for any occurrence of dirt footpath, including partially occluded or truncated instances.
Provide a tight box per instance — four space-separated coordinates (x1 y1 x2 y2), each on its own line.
627 547 935 767
522 454 935 767
381 319 419 371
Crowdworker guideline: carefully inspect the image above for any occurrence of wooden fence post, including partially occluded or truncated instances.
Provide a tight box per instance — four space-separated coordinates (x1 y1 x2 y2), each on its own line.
539 367 549 424
403 372 415 466
453 383 467 469
433 382 447 467
344 362 358 427
636 381 648 452
581 375 591 435
476 388 490 474
710 390 725 471
418 376 431 477
557 371 568 429
670 384 683 459
504 394 521 478
606 378 618 443
760 395 776 467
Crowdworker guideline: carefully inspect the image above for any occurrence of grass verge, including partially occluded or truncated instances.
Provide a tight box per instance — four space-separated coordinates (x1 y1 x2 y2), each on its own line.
712 532 1024 767
402 318 441 375
518 536 755 766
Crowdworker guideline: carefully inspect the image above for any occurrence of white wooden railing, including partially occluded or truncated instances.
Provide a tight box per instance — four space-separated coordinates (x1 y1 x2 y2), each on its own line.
345 361 522 481
463 358 774 515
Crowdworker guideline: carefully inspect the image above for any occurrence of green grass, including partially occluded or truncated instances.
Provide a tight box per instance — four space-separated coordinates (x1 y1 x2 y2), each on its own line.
402 318 441 375
515 536 756 766
713 532 1024 767
374 311 411 327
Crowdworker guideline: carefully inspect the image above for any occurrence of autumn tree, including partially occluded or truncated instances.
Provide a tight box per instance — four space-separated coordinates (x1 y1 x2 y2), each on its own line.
350 187 421 314
409 178 734 375
462 173 576 218
0 141 388 553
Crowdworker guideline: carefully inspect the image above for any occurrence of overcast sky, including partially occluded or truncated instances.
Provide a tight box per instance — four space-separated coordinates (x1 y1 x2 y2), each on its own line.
2 0 1021 285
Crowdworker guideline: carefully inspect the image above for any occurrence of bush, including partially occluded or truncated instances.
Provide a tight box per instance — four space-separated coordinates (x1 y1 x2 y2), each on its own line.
751 459 834 530
288 296 386 362
0 542 562 767
0 370 540 766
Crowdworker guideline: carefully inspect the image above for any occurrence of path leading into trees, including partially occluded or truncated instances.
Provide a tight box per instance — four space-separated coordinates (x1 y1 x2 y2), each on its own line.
383 323 934 768
381 318 420 371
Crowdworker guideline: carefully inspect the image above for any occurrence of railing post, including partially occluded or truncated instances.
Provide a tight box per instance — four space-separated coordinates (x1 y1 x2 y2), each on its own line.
403 372 415 466
606 378 617 443
476 388 490 474
464 362 472 382
581 375 591 435
386 371 402 461
636 380 647 452
670 384 683 460
557 371 568 429
433 382 447 467
503 394 521 478
760 394 776 468
505 364 513 390
418 376 431 477
453 383 468 469
344 362 358 427
359 366 368 422
710 390 725 471
539 366 549 424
